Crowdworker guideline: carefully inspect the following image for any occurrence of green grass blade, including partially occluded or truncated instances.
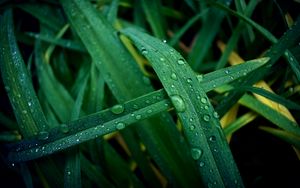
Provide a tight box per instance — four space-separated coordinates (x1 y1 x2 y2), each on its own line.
107 0 119 23
140 0 166 38
216 0 258 69
284 50 300 82
224 112 257 136
235 86 300 110
188 0 232 70
122 27 244 187
0 9 49 138
239 94 300 136
259 126 300 150
20 163 33 188
168 10 208 47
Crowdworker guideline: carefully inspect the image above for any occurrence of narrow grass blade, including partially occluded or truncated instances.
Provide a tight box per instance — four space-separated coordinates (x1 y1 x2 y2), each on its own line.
64 148 81 188
0 131 21 142
239 94 300 136
284 50 300 82
216 0 258 69
169 10 208 47
141 0 166 38
188 0 232 70
259 126 300 150
122 27 244 187
20 163 33 188
0 9 49 138
61 0 200 187
223 112 257 136
107 0 119 23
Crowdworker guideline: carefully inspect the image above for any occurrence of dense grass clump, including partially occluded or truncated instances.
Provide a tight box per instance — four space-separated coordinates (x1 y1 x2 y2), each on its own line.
0 0 299 187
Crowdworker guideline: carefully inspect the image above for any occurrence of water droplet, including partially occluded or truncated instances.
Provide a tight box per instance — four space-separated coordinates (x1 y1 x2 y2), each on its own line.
162 39 167 43
160 57 165 61
28 102 32 106
67 171 71 175
209 136 216 142
38 131 49 140
213 112 219 118
177 58 185 65
116 122 125 130
203 115 210 121
170 95 186 112
189 118 193 122
141 47 148 55
230 76 234 80
191 148 202 160
187 78 192 83
133 104 139 109
204 105 209 110
199 161 205 167
197 75 203 82
76 139 80 142
111 104 124 114
60 124 69 133
225 70 229 74
189 125 195 131
171 73 177 80
135 114 142 120
200 97 207 104
22 110 27 114
147 109 153 114
11 163 15 167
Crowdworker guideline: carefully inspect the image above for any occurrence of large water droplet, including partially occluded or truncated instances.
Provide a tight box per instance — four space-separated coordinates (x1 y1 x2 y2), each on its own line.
60 124 69 133
116 122 125 130
191 148 202 160
111 104 124 114
38 131 49 140
203 114 210 122
170 95 186 112
200 97 207 104
177 58 185 65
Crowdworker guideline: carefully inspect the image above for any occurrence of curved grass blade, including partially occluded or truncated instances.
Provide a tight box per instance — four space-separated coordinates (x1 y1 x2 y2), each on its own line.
122 27 244 187
60 0 200 187
0 9 49 138
107 0 119 23
259 126 300 150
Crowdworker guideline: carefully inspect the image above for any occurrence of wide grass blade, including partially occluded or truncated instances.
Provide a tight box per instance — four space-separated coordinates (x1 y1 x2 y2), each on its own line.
0 9 48 138
122 27 244 187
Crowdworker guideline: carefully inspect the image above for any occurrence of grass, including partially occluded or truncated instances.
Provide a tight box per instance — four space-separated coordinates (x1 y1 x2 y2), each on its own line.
0 0 300 187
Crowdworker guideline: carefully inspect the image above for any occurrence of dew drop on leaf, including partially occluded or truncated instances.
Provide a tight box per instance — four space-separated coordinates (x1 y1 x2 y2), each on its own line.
170 95 186 112
116 122 125 130
191 148 202 160
171 73 177 80
177 58 185 65
111 104 124 114
203 114 210 122
38 131 49 140
135 114 142 120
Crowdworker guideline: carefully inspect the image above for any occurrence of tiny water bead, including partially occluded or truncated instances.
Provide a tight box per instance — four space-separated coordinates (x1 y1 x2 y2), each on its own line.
225 70 229 74
171 73 177 80
147 109 153 114
213 111 219 118
170 95 186 112
60 124 69 133
111 104 124 114
199 161 205 167
189 125 195 131
141 47 148 55
38 131 49 140
191 148 203 160
177 58 185 65
160 57 165 61
197 74 203 82
187 78 192 83
135 114 142 120
116 122 125 130
203 114 210 122
200 97 207 104
209 136 216 142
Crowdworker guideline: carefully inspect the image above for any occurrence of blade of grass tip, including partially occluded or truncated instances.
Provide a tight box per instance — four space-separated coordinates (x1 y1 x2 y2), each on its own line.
122 27 244 187
0 9 49 138
184 0 197 12
107 0 119 24
7 89 171 162
26 32 86 52
141 0 166 39
223 112 257 136
259 126 300 150
44 24 69 64
168 9 208 47
216 0 258 69
239 94 300 136
0 131 21 142
61 0 200 187
17 3 64 31
216 16 300 117
235 86 300 110
188 0 232 71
